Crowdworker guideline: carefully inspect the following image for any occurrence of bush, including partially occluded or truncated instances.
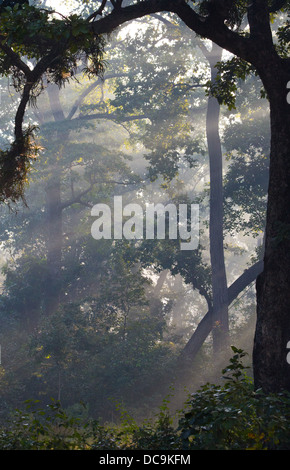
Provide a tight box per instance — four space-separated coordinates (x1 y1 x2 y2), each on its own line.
178 346 290 450
1 347 290 450
0 400 122 450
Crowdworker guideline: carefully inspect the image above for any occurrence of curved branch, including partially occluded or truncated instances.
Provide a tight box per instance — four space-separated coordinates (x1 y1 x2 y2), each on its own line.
180 260 264 360
61 177 139 210
15 83 34 141
87 0 109 22
67 79 102 121
150 13 177 28
0 44 67 203
66 73 129 121
91 0 255 64
0 41 32 77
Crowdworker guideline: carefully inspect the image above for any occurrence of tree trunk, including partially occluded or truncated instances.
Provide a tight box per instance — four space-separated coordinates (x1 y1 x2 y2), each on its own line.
45 176 63 316
206 44 229 354
253 57 290 392
44 85 67 317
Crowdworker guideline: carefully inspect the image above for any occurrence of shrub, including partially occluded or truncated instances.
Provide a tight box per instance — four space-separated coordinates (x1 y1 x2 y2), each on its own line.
1 347 290 450
0 400 122 450
178 346 290 450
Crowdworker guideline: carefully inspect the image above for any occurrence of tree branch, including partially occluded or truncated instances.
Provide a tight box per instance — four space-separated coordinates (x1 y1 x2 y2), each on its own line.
61 185 94 210
180 260 264 360
111 0 123 11
66 72 130 121
87 0 109 22
67 78 102 121
61 178 138 210
247 0 274 48
77 112 149 123
150 12 177 28
0 41 32 78
91 0 255 64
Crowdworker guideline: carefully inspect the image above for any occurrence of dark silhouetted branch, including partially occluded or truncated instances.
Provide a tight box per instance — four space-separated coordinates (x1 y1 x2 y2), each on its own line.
180 260 264 360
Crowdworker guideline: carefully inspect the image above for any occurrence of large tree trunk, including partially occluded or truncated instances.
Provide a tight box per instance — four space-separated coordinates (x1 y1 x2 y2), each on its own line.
206 44 229 354
253 57 290 392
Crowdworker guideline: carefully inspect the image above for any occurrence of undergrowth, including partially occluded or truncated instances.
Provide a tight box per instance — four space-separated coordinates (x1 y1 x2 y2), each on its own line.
1 347 290 450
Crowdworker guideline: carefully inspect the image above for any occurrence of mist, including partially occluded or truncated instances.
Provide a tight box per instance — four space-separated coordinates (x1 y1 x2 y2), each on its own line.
0 8 269 430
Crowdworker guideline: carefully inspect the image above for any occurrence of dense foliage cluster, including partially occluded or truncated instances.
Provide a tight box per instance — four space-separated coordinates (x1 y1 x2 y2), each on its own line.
1 349 290 450
0 2 105 203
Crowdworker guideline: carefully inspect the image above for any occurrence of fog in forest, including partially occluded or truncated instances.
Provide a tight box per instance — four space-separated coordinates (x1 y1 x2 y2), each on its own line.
0 2 270 424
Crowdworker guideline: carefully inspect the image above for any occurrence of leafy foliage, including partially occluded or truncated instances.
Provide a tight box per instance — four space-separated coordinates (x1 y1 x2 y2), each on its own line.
179 347 290 450
208 57 257 110
0 5 105 85
0 126 40 204
0 3 106 203
2 348 290 450
223 109 270 236
108 20 204 182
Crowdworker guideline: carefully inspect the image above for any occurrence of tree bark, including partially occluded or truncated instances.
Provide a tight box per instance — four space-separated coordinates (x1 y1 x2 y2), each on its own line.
253 55 290 392
205 44 229 354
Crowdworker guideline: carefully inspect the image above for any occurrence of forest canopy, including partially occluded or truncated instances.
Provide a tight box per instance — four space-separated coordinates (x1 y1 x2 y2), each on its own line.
0 0 289 451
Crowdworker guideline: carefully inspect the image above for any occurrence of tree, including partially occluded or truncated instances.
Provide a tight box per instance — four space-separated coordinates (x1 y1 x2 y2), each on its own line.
0 0 289 393
110 18 265 362
203 42 229 355
0 22 189 415
86 0 290 394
